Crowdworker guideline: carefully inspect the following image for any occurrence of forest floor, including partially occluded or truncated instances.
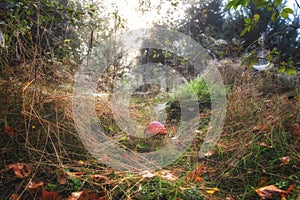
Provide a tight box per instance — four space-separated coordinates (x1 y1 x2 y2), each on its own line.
0 59 299 200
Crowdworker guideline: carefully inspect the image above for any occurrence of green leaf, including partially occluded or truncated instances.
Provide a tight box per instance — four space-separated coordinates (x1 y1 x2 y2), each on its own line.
226 0 235 10
278 67 285 73
244 17 251 24
240 0 249 7
280 11 288 18
271 12 278 21
283 7 294 14
119 137 127 142
253 14 260 22
266 5 273 11
253 0 268 8
286 68 297 75
274 0 282 7
240 27 248 36
280 7 294 18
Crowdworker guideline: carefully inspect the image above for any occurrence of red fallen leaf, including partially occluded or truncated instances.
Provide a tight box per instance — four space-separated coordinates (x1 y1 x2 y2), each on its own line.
8 163 32 178
144 121 167 136
188 165 204 183
255 184 293 199
4 126 18 136
40 189 62 200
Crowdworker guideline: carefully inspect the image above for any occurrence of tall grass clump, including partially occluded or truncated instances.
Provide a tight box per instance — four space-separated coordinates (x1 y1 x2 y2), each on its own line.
169 76 210 103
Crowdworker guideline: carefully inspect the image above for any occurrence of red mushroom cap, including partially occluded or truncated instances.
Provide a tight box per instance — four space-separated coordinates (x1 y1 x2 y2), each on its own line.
144 121 167 136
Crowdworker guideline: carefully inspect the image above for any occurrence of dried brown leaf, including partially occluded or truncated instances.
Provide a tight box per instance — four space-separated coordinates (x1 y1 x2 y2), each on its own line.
8 163 32 178
66 191 83 200
280 156 291 165
28 180 44 189
77 190 107 200
10 194 19 200
253 125 269 133
57 170 67 185
92 174 109 184
259 142 273 148
255 185 293 199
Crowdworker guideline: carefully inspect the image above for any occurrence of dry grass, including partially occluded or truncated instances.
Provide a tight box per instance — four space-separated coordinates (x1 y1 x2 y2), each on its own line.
0 59 299 199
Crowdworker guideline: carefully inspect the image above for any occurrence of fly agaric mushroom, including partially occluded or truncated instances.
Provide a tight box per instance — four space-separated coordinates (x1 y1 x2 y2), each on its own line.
144 121 167 137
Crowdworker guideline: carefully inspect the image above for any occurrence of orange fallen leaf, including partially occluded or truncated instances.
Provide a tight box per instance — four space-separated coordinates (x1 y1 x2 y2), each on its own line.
8 163 32 178
4 126 18 136
188 165 204 183
255 184 293 199
40 189 62 200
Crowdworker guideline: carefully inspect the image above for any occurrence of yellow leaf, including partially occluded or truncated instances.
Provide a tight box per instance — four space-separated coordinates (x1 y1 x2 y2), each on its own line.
206 187 219 195
78 160 84 165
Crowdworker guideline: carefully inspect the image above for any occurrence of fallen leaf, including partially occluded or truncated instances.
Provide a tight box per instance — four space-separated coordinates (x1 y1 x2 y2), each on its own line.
280 156 291 165
290 123 300 136
141 170 155 178
255 184 293 199
76 190 107 200
66 191 83 200
4 126 18 136
40 189 62 200
57 170 67 185
206 187 219 195
258 177 267 186
259 142 273 149
203 150 215 157
78 160 85 165
65 171 83 179
188 165 204 183
92 174 109 184
253 125 269 133
8 163 32 178
10 194 19 200
28 180 44 189
160 170 178 181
